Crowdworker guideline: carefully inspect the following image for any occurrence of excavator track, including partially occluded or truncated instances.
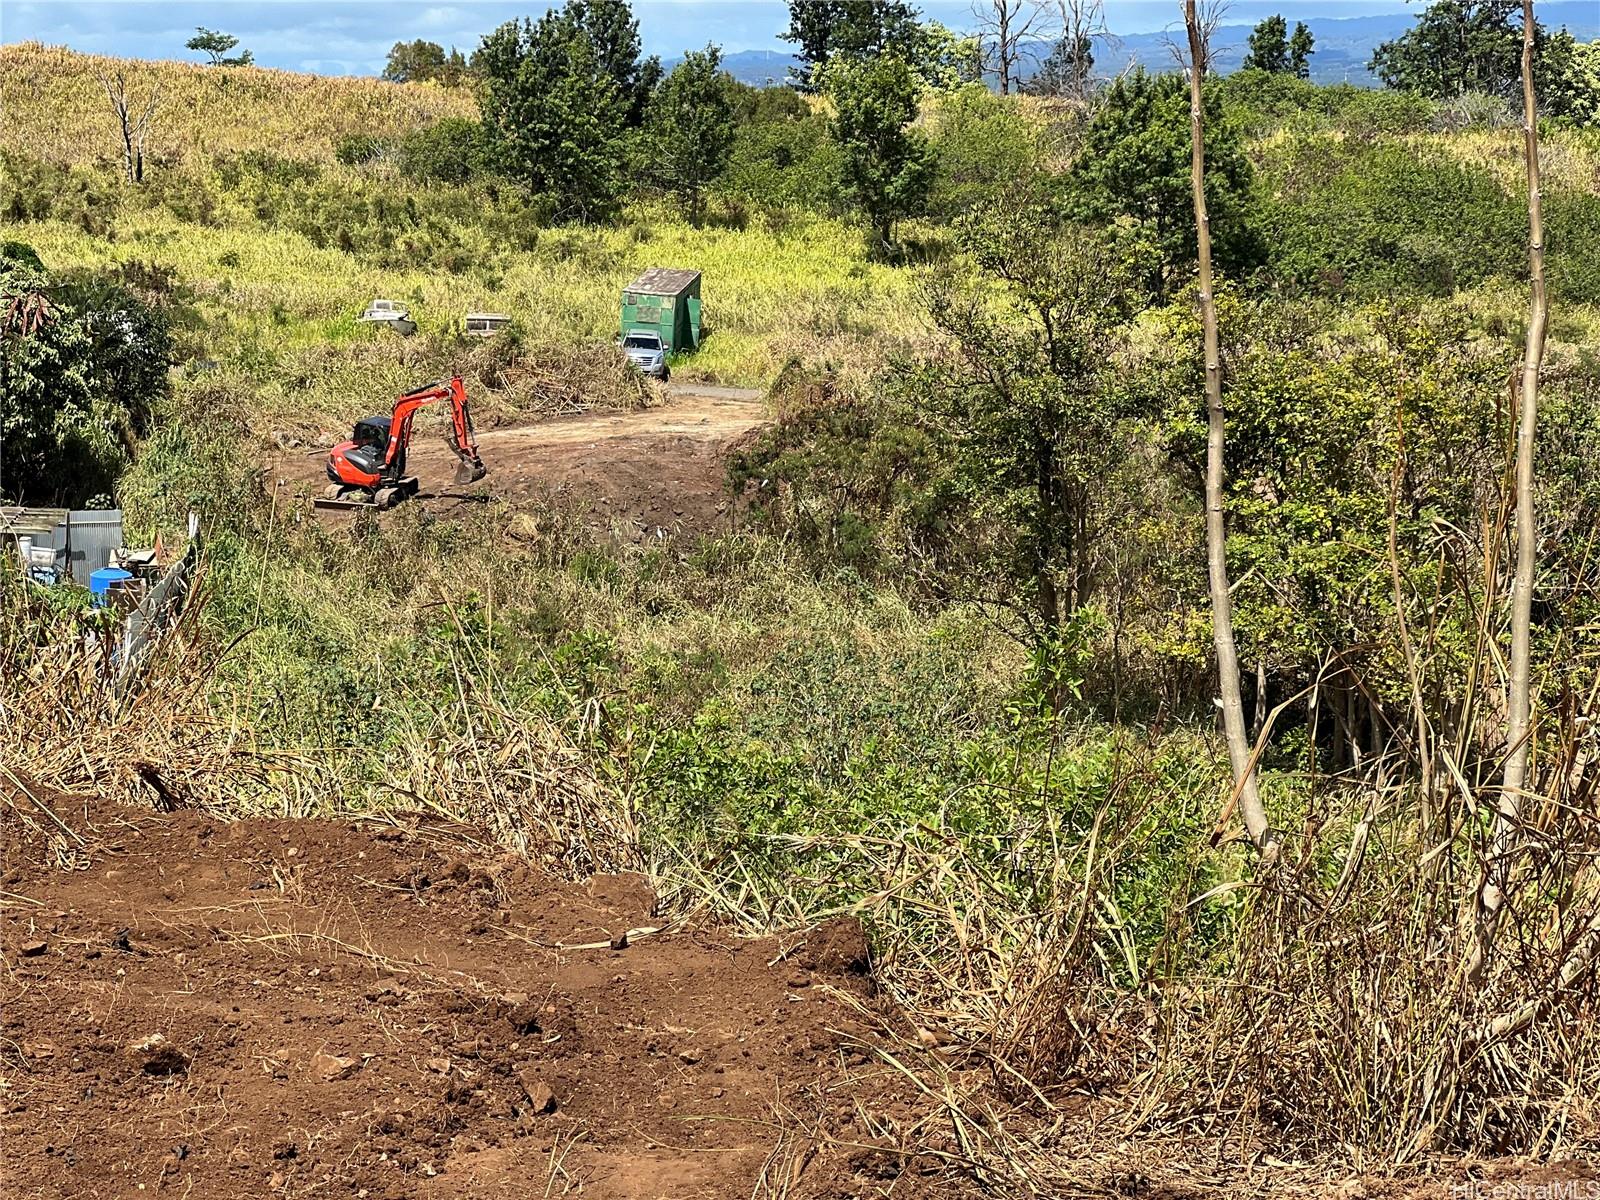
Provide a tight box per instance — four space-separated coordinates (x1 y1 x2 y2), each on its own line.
313 478 419 511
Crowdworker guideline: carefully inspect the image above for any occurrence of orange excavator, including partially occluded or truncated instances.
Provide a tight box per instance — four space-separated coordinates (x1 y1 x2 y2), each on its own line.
316 374 488 510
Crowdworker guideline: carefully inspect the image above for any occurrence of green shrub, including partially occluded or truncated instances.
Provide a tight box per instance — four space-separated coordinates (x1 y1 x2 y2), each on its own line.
0 151 120 235
396 117 485 184
334 133 388 167
924 84 1041 222
1259 136 1524 295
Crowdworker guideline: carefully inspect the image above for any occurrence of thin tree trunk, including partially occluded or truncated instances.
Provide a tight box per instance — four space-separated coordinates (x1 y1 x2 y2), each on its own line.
1186 0 1272 854
1470 0 1547 983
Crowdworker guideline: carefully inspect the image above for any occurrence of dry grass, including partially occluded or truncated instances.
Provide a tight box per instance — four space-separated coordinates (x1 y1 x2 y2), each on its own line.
0 562 637 881
0 43 472 167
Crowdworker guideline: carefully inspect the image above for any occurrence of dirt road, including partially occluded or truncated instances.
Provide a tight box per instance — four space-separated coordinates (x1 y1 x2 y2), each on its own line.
0 783 930 1199
275 385 767 539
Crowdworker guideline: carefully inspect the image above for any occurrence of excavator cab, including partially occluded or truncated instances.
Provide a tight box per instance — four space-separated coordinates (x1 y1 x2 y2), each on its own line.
352 415 391 448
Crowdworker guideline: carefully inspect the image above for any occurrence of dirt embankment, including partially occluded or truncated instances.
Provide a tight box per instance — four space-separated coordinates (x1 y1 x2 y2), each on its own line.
0 783 929 1200
271 386 768 540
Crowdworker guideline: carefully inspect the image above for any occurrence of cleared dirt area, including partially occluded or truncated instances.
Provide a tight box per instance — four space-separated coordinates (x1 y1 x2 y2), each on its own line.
0 782 942 1200
272 386 767 540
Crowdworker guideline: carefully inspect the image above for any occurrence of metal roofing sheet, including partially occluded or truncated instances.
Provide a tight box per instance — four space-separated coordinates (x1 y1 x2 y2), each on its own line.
625 268 700 296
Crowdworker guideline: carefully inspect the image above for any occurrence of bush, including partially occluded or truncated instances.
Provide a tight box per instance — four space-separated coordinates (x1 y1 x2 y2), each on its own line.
716 108 843 213
0 257 172 506
924 84 1041 222
0 152 120 235
334 133 388 167
1547 190 1600 304
396 117 486 184
1259 136 1524 295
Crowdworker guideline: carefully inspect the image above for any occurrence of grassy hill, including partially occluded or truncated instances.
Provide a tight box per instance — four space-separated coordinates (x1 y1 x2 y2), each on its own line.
0 42 474 166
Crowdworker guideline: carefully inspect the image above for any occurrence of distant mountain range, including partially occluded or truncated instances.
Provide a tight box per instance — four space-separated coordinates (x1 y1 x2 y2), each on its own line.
694 2 1600 88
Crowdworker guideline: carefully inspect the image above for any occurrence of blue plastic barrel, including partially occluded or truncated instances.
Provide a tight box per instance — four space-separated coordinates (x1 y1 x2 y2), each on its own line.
90 567 133 606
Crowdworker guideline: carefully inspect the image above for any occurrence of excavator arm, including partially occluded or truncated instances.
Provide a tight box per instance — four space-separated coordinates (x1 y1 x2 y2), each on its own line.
381 375 486 484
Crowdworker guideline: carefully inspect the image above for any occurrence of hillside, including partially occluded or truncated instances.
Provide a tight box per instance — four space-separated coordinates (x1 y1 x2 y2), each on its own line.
0 42 473 166
5 16 1600 1200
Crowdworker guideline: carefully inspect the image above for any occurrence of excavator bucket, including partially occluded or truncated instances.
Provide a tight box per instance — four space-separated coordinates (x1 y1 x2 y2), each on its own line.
452 454 488 486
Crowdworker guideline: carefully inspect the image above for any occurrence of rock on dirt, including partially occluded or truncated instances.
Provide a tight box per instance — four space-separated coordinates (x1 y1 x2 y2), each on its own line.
310 1049 360 1082
516 1069 557 1114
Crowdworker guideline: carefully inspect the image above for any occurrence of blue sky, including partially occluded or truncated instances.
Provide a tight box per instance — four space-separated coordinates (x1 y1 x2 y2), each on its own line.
0 1 1438 74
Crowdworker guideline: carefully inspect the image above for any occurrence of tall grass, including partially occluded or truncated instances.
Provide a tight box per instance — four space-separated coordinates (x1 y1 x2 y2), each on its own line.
0 43 473 166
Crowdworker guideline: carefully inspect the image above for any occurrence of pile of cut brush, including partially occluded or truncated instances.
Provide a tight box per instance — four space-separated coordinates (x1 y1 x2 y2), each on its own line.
460 333 659 426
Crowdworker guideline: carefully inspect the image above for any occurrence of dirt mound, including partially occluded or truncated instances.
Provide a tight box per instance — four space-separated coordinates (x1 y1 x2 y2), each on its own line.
0 782 927 1200
272 386 767 541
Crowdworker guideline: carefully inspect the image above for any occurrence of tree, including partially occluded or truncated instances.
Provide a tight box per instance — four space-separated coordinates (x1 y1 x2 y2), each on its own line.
1241 15 1289 74
783 0 927 90
383 40 447 82
1473 0 1548 985
1063 68 1259 297
96 69 160 184
1367 0 1572 104
1288 21 1315 78
826 55 937 254
186 28 253 67
1185 0 1271 856
645 46 735 221
1 254 171 507
477 2 649 220
1027 0 1109 100
907 201 1145 645
971 0 1055 95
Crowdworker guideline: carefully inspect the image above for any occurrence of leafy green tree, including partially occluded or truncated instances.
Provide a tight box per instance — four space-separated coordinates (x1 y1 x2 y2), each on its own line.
1063 69 1259 297
1367 0 1590 116
1242 15 1290 73
644 46 735 222
383 39 447 82
1 253 171 507
186 27 253 67
477 4 641 220
1288 21 1315 78
783 0 926 90
826 55 936 254
383 40 469 85
899 201 1147 645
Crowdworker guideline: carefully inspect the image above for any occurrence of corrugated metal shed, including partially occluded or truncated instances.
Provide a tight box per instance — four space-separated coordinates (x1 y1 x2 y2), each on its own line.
1 507 124 582
624 268 701 297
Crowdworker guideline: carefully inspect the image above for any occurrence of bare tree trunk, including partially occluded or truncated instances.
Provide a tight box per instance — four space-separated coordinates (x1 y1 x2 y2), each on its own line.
96 70 160 185
975 0 1055 95
1470 0 1547 983
1185 0 1272 855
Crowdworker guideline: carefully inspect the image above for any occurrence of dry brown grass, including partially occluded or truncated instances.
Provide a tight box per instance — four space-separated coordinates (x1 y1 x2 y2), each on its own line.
0 42 473 168
0 562 637 881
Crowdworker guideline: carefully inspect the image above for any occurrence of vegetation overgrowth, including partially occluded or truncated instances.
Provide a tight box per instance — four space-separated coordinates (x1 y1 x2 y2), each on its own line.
5 0 1600 1190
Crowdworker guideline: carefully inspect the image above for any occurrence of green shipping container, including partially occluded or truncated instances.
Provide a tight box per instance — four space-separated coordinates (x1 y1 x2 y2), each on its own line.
620 267 702 354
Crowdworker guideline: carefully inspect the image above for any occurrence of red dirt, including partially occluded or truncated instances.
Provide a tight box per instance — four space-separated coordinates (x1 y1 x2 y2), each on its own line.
270 387 767 540
0 783 933 1200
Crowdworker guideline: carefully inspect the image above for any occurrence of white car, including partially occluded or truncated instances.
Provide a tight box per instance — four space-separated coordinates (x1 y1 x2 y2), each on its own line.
620 329 669 380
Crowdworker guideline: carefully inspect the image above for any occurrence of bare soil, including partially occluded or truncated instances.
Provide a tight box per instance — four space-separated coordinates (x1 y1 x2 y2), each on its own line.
270 386 766 540
0 783 938 1200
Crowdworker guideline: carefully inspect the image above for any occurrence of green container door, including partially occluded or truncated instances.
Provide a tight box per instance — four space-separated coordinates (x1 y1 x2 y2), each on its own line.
686 297 701 348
